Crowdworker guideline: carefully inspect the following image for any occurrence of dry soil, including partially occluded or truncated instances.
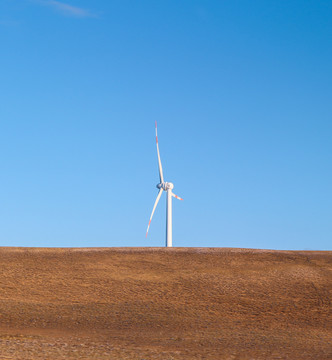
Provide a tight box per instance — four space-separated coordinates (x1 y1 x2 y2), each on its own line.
0 247 331 359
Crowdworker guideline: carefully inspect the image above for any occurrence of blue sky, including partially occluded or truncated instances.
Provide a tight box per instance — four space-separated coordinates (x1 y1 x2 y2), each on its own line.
0 0 331 250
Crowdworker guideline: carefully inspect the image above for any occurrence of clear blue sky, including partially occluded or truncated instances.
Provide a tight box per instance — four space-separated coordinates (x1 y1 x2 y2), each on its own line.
1 0 331 250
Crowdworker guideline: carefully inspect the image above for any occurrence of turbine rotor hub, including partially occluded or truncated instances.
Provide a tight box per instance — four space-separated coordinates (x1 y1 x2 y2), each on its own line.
156 182 174 191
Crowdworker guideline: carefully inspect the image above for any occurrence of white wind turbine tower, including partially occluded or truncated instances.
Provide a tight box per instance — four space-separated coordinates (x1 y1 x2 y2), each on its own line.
146 122 183 247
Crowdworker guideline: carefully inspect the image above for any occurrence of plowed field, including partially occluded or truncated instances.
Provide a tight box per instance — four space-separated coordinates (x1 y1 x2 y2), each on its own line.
0 247 331 359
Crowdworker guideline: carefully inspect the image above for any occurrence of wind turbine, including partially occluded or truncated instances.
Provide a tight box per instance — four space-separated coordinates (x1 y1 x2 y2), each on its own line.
146 122 183 247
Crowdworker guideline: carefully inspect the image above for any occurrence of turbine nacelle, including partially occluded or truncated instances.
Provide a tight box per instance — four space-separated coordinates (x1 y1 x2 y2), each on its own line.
157 182 174 191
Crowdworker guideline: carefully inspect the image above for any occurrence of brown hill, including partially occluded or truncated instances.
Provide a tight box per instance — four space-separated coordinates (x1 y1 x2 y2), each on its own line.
0 247 331 359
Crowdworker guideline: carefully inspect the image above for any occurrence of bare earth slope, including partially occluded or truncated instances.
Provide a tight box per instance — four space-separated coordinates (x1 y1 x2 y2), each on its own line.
0 247 331 359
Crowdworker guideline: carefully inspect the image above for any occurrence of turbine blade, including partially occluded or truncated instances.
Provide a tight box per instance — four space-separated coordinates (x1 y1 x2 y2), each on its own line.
155 121 164 183
146 188 164 237
172 193 183 201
